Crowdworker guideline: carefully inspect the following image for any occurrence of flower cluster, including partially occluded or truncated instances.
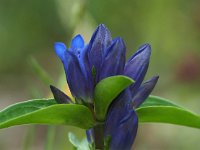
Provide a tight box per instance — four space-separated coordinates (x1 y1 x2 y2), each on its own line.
51 24 158 150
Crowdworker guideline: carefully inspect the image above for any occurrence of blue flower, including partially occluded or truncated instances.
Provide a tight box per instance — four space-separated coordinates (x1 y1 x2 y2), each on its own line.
104 40 158 149
51 24 158 149
105 78 158 150
54 35 94 103
53 25 127 104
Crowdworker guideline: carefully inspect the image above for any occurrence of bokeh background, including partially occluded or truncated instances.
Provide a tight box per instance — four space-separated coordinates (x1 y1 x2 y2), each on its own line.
0 0 200 149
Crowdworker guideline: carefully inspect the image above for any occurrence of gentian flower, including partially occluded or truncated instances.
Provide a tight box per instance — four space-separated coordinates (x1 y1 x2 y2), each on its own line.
51 24 158 150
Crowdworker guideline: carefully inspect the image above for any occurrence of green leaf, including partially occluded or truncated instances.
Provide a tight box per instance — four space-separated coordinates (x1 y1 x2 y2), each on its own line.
68 132 90 150
94 75 134 121
136 95 200 129
0 99 95 129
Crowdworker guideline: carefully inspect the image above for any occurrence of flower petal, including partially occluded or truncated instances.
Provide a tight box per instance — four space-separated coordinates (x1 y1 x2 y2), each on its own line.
50 85 73 104
54 42 67 61
99 37 126 81
105 107 138 150
86 128 94 144
88 24 112 81
124 44 151 94
71 34 84 49
132 76 159 108
61 50 91 103
81 46 94 100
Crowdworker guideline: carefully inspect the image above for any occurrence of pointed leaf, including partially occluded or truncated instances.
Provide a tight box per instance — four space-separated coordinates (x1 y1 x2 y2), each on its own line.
68 132 90 150
0 99 95 129
50 85 73 104
136 96 200 129
94 75 134 121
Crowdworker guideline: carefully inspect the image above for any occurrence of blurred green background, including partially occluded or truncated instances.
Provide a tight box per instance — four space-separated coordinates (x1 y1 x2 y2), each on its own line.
0 0 200 149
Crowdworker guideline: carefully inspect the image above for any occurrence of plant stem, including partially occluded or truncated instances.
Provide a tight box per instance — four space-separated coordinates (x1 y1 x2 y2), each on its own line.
22 126 36 150
45 126 56 150
94 124 105 150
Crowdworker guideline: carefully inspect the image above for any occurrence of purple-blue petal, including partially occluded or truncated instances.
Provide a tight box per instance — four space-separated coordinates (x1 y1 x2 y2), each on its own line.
98 37 126 81
109 89 133 112
54 42 67 61
50 85 73 104
132 76 159 108
88 24 112 80
124 44 151 95
80 46 94 102
86 128 94 144
71 34 84 49
61 50 90 103
105 107 138 150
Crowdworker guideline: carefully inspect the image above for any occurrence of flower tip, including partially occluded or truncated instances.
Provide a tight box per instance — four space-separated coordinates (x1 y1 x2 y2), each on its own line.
71 34 84 49
152 75 159 80
145 75 159 85
98 23 107 29
50 85 73 104
139 43 151 51
154 75 159 80
50 84 57 97
50 85 59 97
151 75 159 82
144 43 151 47
96 24 110 34
113 36 121 41
54 42 67 61
50 85 58 92
151 76 159 85
112 37 126 48
134 43 151 59
50 84 54 90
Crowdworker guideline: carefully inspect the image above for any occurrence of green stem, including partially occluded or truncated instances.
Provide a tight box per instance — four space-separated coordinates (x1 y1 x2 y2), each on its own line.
22 126 36 150
45 126 56 150
94 124 105 150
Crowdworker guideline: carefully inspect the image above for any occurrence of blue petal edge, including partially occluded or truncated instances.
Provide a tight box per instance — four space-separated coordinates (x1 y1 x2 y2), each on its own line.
54 42 67 61
71 34 84 49
132 76 159 108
